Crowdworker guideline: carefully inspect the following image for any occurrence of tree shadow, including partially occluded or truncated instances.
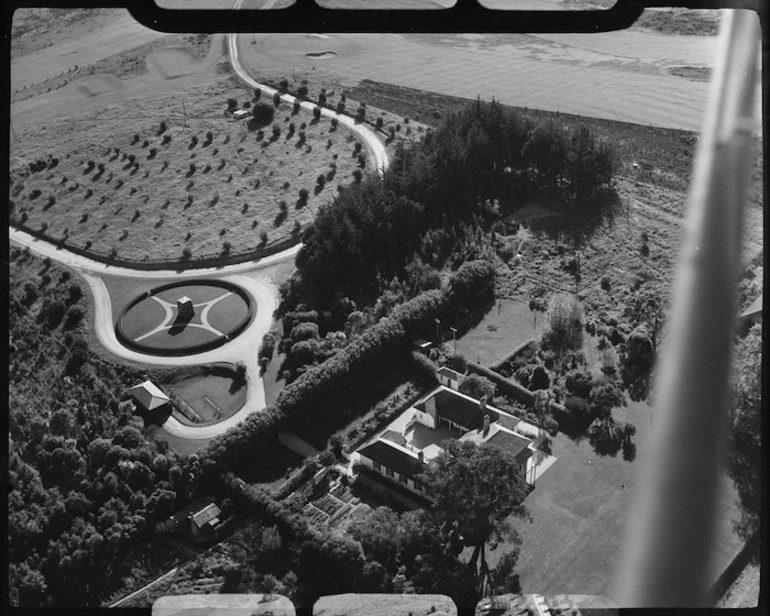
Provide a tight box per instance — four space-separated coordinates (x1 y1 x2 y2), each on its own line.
587 417 637 459
530 187 621 250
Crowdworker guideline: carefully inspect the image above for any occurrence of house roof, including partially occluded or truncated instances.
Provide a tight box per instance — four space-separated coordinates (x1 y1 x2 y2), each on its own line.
381 429 408 447
359 439 423 480
191 503 221 528
494 412 522 432
437 366 463 381
171 496 219 526
129 380 170 411
416 388 498 431
482 427 533 463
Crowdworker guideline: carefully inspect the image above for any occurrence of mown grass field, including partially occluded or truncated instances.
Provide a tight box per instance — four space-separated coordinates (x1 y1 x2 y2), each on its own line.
494 396 743 600
454 299 545 367
10 76 368 264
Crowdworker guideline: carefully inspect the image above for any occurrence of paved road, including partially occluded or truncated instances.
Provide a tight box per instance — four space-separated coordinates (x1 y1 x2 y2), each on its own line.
9 23 390 441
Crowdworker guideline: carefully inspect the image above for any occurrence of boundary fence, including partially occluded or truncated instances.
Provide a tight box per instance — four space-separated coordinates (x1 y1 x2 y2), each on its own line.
11 222 302 272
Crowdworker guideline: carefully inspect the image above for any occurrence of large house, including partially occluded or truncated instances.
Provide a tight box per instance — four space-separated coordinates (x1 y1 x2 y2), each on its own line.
354 382 545 501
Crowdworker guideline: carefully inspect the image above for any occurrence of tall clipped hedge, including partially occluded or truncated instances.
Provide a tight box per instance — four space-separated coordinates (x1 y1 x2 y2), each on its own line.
202 261 494 470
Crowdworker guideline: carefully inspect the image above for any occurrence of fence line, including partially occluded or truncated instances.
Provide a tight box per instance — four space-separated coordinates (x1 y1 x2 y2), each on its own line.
11 222 302 271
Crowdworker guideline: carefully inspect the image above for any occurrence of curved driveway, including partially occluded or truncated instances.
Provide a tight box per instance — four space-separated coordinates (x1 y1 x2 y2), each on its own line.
9 26 390 440
227 7 389 175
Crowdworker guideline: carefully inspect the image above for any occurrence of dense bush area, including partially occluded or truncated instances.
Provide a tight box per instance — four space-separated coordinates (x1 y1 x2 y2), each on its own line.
293 98 614 312
8 248 187 606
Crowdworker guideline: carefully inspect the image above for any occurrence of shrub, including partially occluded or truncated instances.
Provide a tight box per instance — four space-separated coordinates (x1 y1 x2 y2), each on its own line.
565 368 594 399
412 351 438 383
260 230 268 245
529 365 550 391
375 117 383 130
227 98 238 112
331 118 339 130
291 322 320 343
601 275 612 291
352 169 363 183
181 247 192 260
279 78 289 93
298 188 309 204
543 293 583 351
273 92 281 107
297 83 308 99
458 373 496 400
355 105 366 122
291 339 319 366
272 125 281 139
313 106 321 121
252 102 276 126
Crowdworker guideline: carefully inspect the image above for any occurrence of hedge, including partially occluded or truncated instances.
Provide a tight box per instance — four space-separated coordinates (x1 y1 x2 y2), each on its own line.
202 262 496 470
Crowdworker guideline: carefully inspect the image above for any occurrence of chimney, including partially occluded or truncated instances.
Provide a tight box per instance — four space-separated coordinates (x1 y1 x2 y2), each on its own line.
483 414 490 436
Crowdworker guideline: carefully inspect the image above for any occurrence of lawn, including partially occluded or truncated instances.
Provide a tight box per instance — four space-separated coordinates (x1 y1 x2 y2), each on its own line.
168 373 248 423
489 397 744 603
10 75 368 265
454 298 545 367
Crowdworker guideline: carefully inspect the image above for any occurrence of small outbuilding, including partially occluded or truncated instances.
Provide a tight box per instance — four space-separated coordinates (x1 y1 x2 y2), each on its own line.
170 496 224 542
128 380 170 414
436 366 463 390
232 109 249 119
177 296 194 319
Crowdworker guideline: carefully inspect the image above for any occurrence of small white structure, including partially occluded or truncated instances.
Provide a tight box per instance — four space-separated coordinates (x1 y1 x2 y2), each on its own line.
232 109 249 119
436 366 463 390
128 380 170 413
177 296 194 319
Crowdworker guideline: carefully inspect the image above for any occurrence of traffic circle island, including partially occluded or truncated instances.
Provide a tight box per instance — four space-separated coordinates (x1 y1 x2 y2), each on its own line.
115 280 254 356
